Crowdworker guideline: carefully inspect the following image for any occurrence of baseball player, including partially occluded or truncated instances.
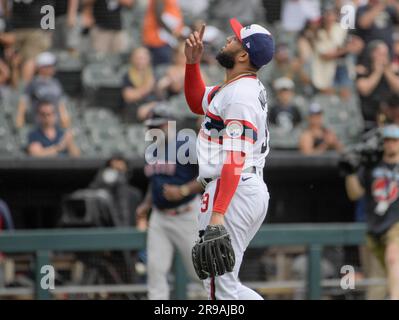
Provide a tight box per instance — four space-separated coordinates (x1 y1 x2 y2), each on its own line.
136 106 203 300
184 19 274 300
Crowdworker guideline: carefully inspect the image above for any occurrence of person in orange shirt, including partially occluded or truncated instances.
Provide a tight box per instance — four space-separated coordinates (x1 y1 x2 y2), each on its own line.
142 0 184 65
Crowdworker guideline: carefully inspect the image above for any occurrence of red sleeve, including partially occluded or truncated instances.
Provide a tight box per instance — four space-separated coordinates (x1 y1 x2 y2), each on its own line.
212 151 245 215
184 63 206 115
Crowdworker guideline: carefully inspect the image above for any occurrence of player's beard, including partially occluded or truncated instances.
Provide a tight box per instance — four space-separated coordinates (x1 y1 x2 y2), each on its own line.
216 50 235 69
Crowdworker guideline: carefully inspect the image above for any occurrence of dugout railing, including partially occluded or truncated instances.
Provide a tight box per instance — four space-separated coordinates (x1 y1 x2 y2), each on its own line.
0 223 367 300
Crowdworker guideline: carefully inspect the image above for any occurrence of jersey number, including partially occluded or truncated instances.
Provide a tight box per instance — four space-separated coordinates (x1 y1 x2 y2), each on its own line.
200 193 210 213
258 85 268 153
261 119 269 153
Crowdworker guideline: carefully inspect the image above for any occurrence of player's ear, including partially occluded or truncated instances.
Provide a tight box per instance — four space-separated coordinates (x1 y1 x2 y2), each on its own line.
237 50 249 63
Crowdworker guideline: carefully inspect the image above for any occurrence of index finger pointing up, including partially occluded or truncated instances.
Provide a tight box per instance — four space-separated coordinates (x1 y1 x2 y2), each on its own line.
199 24 206 40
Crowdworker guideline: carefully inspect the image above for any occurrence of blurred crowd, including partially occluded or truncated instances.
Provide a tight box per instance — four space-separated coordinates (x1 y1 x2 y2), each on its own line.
2 0 399 298
0 0 398 158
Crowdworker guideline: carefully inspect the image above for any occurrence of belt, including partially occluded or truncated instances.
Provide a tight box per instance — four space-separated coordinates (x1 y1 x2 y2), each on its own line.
158 203 192 216
199 166 261 189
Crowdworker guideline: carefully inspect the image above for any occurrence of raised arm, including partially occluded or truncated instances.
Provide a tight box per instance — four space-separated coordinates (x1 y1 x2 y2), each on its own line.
358 3 386 29
184 24 206 115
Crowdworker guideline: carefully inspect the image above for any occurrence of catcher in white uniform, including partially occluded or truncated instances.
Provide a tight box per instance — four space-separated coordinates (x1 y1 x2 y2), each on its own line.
184 18 274 300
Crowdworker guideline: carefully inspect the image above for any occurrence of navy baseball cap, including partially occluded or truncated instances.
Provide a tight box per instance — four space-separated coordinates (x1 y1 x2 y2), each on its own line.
230 18 274 69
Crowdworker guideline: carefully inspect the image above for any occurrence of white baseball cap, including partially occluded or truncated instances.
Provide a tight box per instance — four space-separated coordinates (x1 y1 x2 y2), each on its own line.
309 102 323 115
274 77 295 91
383 124 399 139
36 52 56 68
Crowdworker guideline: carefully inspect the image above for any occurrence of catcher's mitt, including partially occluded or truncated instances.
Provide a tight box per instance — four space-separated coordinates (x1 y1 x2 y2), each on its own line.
192 225 235 280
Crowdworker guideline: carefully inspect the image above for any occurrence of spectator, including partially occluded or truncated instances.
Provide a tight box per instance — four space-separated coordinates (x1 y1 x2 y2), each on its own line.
392 32 399 73
209 0 265 32
355 0 399 64
8 0 54 83
356 40 399 130
281 0 321 33
89 153 142 227
296 17 321 96
0 57 9 91
267 43 310 93
297 17 320 69
27 101 80 158
15 52 70 129
121 47 155 122
0 9 12 90
0 44 21 90
299 102 343 155
269 77 302 131
0 6 23 89
178 0 209 23
384 94 399 126
53 0 80 52
87 0 134 54
142 0 184 65
155 42 185 99
345 124 399 299
311 5 353 93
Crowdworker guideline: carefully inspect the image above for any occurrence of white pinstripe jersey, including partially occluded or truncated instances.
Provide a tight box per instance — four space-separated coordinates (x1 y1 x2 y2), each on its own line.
197 75 270 179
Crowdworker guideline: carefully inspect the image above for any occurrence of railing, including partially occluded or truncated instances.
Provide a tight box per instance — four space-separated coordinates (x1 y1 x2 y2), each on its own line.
0 223 367 300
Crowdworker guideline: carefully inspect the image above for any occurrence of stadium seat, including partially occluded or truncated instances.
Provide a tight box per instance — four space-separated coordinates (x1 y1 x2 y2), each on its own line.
82 63 124 110
0 88 20 120
15 125 33 152
293 95 310 119
82 52 123 68
0 134 19 157
202 64 225 84
82 108 119 127
154 64 169 80
125 124 147 157
258 65 273 87
311 93 364 145
269 125 301 150
82 63 123 89
168 94 196 119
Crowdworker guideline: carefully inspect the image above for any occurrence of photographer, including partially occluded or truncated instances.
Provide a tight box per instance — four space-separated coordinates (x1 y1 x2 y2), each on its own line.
345 125 399 299
89 153 142 227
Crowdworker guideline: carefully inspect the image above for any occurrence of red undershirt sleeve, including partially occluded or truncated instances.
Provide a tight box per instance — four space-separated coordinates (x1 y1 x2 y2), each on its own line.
184 63 206 115
212 150 246 215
